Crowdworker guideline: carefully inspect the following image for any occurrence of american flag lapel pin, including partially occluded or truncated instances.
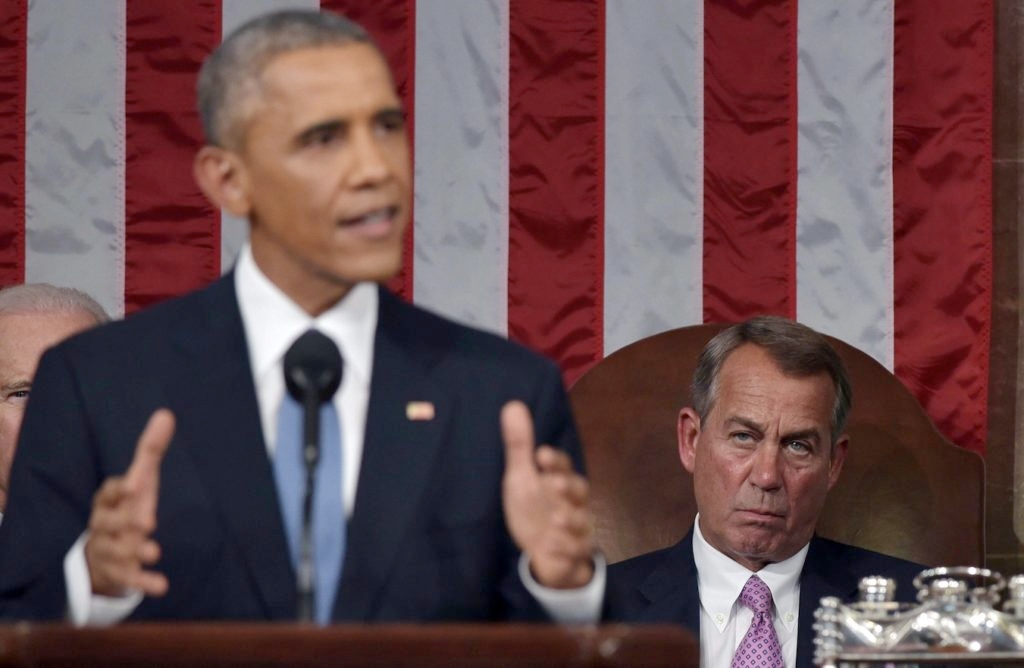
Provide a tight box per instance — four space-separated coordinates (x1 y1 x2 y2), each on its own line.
406 401 435 421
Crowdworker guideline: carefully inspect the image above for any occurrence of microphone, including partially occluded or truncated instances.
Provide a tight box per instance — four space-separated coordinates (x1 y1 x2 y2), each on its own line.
283 329 343 623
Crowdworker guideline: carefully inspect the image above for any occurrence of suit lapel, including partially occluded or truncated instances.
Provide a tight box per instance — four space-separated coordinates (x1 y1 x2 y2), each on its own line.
335 289 450 620
637 531 702 630
165 275 295 619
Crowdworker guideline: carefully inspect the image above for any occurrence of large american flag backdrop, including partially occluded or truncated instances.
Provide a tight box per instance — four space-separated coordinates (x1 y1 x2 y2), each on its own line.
0 1 993 453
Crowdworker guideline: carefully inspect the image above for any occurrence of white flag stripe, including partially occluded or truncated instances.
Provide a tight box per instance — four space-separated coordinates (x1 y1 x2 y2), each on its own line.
603 0 704 356
25 0 126 317
795 0 896 369
219 0 319 273
412 0 509 336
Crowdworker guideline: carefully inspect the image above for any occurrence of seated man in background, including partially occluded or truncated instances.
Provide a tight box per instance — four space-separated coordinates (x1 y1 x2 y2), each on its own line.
607 316 922 668
0 284 107 516
0 8 601 625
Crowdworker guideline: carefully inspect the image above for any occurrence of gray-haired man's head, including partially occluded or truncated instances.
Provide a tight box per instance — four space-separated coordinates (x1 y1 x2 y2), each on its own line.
0 283 108 510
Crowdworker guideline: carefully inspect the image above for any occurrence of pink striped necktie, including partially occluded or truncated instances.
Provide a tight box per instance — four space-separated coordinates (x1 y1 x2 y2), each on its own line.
731 576 784 668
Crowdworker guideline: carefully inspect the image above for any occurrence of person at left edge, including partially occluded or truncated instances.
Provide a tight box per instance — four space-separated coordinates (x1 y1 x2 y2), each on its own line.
0 8 602 624
0 284 108 520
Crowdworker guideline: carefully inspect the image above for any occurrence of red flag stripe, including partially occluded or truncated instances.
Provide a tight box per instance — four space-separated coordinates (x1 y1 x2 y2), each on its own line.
508 0 605 384
892 0 993 453
0 1 26 287
703 0 798 322
124 1 220 314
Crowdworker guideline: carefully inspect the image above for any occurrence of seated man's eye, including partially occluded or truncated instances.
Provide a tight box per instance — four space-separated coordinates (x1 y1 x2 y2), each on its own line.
786 440 811 454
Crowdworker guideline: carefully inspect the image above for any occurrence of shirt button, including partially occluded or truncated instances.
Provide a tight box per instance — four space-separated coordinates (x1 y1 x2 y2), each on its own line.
785 613 795 622
716 614 725 623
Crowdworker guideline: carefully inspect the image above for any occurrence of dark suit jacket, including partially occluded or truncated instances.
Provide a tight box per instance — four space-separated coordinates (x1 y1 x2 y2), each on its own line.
0 275 584 622
606 528 923 668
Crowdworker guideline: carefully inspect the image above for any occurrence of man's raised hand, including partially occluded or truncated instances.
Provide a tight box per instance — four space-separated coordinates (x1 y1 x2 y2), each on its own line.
500 400 595 589
84 408 173 597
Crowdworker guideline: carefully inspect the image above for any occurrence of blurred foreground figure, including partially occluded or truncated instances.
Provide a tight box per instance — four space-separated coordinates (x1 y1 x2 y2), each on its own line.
0 9 601 625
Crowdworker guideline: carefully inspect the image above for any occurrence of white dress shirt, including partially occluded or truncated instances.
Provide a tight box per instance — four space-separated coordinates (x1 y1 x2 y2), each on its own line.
235 244 374 515
66 244 603 625
692 516 807 668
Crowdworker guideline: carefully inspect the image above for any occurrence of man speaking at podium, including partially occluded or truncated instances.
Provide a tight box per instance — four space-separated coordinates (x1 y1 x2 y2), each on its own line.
0 9 602 625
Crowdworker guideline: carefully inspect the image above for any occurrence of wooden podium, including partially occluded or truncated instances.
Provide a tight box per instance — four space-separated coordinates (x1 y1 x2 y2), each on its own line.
0 623 697 668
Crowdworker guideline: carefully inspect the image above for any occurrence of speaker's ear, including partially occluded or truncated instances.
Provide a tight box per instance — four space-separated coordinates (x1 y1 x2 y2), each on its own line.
194 146 251 218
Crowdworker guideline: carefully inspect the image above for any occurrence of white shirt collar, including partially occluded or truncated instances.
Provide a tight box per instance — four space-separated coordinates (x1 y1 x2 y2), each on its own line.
234 243 377 390
692 514 806 632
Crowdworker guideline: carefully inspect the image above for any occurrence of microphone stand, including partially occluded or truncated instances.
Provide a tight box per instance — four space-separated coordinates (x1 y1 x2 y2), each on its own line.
297 391 321 623
283 329 343 623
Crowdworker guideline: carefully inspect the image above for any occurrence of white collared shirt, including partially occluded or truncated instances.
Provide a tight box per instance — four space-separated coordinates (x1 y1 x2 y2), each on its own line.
235 244 374 515
692 516 807 668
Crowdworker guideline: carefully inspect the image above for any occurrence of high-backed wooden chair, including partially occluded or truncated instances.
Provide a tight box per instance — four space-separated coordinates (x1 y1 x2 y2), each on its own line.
569 324 985 567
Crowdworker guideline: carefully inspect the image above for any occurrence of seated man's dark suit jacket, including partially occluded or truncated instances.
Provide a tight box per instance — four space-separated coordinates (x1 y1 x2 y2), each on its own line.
606 528 923 668
0 274 584 622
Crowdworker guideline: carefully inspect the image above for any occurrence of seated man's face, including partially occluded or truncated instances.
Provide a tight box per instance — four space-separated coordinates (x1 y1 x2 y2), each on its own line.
0 311 97 510
677 343 848 571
